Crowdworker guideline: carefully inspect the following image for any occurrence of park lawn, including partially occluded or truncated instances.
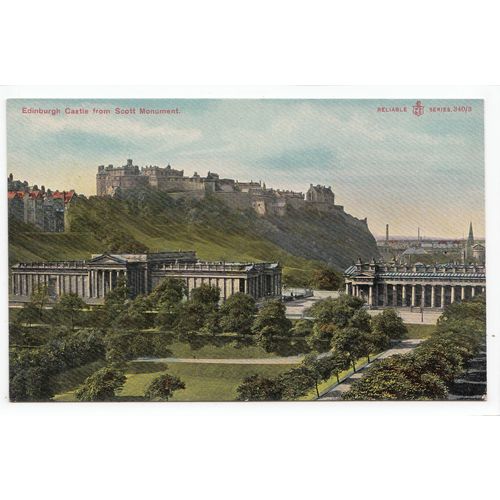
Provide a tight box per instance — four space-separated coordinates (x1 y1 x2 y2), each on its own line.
165 339 290 359
118 361 298 402
405 324 435 339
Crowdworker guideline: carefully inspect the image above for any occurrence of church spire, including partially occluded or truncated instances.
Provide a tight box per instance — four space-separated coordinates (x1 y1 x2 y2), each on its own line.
467 222 474 246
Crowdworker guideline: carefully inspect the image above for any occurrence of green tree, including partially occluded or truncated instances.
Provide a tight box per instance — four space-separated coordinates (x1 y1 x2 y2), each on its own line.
30 284 50 319
114 295 151 330
144 373 186 401
280 366 316 400
363 328 391 362
236 374 284 401
307 322 336 352
412 341 464 384
308 295 364 329
75 366 126 401
342 355 448 401
191 283 220 306
372 309 407 340
149 278 187 308
309 267 343 291
200 308 222 336
17 302 41 327
51 293 87 330
188 283 222 336
156 301 183 330
328 351 350 384
174 301 208 337
219 293 257 335
102 277 130 326
302 353 336 398
252 300 291 340
438 297 486 324
290 318 314 337
9 365 54 402
349 309 372 333
331 327 366 372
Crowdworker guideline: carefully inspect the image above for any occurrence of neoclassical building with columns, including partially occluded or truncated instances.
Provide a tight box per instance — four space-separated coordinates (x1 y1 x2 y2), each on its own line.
10 251 282 304
344 259 486 309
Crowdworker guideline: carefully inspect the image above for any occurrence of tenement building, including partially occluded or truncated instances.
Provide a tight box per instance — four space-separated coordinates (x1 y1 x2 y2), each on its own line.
10 251 282 304
7 174 77 232
344 259 485 309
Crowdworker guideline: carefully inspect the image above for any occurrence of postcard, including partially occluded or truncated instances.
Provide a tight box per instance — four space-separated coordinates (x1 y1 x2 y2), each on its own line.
6 95 487 402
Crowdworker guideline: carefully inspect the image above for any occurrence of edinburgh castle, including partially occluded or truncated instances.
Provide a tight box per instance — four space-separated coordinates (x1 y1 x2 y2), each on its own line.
96 159 367 222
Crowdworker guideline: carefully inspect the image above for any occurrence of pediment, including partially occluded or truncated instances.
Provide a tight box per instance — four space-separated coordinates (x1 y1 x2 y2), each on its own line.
88 254 127 266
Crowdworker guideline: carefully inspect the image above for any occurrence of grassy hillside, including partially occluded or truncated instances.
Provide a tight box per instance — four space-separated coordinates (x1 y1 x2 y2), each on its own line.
9 190 379 285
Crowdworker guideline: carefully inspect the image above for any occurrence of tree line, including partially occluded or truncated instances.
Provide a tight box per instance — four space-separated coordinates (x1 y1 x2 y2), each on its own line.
341 295 486 400
236 294 408 400
11 279 409 402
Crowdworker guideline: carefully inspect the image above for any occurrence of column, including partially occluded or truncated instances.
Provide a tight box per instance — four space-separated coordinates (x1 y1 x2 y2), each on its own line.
101 270 105 298
392 285 397 307
471 286 475 297
451 286 456 303
345 283 350 294
461 286 466 301
87 271 92 298
411 285 416 307
383 284 388 306
401 285 406 307
431 286 436 308
441 285 445 308
368 285 373 306
421 285 426 308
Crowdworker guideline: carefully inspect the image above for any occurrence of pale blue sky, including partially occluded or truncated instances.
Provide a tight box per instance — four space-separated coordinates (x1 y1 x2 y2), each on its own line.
7 98 484 238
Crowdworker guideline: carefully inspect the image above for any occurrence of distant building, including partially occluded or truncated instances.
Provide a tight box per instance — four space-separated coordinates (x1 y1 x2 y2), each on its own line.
472 244 485 265
7 174 77 232
10 251 282 304
95 159 362 220
344 258 485 309
377 221 485 265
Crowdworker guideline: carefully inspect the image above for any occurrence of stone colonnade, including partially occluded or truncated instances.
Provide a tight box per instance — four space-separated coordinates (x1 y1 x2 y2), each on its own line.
346 282 485 308
152 271 282 301
10 268 128 299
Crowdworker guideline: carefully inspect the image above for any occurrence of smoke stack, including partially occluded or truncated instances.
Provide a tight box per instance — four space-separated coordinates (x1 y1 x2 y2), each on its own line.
385 224 389 243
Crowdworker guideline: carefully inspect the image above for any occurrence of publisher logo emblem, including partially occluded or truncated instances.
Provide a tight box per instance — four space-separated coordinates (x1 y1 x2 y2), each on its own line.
412 100 424 117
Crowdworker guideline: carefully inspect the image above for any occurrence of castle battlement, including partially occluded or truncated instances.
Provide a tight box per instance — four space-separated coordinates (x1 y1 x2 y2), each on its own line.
96 159 348 218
